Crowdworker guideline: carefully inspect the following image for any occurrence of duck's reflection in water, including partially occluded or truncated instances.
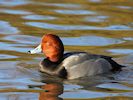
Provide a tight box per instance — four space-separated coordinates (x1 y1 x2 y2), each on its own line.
39 83 63 100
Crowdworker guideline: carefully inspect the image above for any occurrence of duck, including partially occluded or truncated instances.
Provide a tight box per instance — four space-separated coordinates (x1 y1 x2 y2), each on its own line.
28 34 124 79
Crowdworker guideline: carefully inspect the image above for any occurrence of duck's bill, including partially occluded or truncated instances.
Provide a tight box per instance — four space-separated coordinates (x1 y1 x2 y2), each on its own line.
28 44 42 54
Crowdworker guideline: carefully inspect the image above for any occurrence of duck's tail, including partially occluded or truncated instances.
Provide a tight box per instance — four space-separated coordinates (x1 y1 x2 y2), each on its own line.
101 55 126 72
108 58 126 71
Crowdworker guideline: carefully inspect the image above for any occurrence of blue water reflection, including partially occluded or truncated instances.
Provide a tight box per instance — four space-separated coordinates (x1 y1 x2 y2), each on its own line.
0 9 32 15
84 16 108 22
4 35 40 45
0 0 29 7
96 83 133 90
0 42 28 53
89 0 101 3
62 35 124 46
53 9 96 15
0 21 19 34
0 54 17 59
39 3 81 8
25 22 133 30
22 15 57 20
116 6 132 10
108 49 133 54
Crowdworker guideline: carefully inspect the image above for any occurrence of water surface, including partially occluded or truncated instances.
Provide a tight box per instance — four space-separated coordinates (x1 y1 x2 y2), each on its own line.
0 0 133 100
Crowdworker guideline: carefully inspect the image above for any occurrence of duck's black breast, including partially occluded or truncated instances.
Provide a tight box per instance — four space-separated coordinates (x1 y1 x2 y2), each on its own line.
41 59 59 70
39 58 67 79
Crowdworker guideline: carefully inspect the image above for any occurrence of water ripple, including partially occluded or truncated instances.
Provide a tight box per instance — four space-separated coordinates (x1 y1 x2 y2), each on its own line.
108 49 133 54
40 3 81 8
116 6 133 10
22 15 57 20
0 9 32 15
123 37 133 41
84 16 108 22
0 54 17 59
106 25 132 30
25 22 133 31
89 0 101 2
53 10 96 15
96 83 133 90
0 0 29 7
0 21 20 34
4 35 40 45
0 42 27 53
61 89 132 99
62 35 124 46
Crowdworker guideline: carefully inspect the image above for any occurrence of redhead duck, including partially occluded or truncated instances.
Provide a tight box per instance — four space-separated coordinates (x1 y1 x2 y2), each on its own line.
28 34 124 79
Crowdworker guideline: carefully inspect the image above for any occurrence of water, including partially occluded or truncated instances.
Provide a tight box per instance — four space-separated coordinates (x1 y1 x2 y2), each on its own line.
0 0 133 100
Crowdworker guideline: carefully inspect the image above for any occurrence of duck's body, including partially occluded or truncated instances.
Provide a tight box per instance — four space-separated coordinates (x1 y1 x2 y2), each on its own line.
39 52 123 79
29 34 124 79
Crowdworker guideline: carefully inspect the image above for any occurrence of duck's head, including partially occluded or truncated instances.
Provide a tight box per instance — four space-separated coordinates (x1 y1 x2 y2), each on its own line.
28 34 64 62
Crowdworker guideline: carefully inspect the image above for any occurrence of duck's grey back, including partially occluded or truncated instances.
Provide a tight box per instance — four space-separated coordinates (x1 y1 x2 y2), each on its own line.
60 52 112 79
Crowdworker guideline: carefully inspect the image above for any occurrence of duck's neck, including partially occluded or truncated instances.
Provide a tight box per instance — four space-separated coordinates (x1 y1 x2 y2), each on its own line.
48 53 64 63
47 57 63 64
42 58 60 69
